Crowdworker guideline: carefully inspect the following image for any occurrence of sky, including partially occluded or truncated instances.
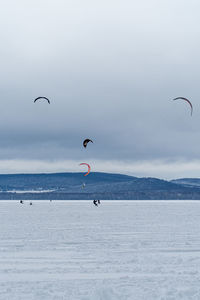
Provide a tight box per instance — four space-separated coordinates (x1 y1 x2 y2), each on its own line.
0 0 200 179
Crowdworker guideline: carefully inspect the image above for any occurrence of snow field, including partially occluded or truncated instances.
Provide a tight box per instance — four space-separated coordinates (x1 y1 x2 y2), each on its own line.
0 201 200 299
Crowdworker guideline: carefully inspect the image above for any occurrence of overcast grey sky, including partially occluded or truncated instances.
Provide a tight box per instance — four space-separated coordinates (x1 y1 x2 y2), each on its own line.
0 0 200 178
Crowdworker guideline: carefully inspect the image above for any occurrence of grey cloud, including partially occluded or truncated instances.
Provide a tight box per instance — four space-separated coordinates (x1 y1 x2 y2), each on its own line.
0 0 199 177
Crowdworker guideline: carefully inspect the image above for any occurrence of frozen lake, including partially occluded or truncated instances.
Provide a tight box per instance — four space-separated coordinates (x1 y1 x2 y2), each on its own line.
0 201 200 299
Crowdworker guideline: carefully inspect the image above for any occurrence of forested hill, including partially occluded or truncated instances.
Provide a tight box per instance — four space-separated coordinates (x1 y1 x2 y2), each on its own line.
0 172 199 200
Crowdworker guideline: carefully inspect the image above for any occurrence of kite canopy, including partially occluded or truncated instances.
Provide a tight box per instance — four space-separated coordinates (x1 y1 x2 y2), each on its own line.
34 97 50 104
79 163 91 176
173 97 193 116
83 139 93 148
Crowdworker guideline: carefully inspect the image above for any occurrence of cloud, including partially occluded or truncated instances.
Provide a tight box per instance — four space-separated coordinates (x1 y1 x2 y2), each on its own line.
0 158 200 180
0 0 199 176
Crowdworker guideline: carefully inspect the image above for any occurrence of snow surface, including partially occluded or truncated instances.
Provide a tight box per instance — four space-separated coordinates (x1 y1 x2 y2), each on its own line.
0 200 200 299
1 189 55 194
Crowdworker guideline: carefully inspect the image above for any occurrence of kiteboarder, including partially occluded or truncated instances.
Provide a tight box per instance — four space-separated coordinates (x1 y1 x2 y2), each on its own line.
80 164 91 190
93 200 98 207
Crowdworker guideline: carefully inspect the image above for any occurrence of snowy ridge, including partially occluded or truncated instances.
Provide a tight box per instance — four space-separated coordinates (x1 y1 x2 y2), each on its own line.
0 172 199 199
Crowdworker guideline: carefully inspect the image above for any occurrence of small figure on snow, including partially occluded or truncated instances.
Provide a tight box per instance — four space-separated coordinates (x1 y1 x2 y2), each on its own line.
93 200 98 207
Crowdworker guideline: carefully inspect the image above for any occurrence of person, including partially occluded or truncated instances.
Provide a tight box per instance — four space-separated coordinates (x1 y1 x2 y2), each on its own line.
93 200 98 207
97 200 101 204
20 200 24 204
30 202 33 205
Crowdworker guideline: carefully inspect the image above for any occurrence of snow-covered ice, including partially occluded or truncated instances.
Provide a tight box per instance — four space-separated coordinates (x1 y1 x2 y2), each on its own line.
0 200 200 299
